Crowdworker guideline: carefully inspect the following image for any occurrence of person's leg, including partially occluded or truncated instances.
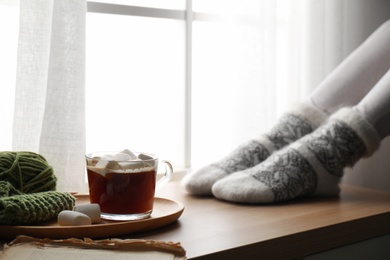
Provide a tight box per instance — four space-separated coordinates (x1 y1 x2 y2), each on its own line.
308 20 390 114
182 19 390 196
212 69 390 204
355 69 390 139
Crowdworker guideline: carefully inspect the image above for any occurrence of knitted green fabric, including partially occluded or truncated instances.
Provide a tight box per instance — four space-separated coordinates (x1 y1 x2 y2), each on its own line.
0 181 75 225
0 151 76 225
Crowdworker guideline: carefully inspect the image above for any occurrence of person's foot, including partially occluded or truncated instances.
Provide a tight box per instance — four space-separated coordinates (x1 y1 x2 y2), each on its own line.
212 108 380 203
182 103 327 195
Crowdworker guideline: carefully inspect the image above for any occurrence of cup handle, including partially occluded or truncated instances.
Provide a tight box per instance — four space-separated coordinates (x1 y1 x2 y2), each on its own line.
156 160 174 190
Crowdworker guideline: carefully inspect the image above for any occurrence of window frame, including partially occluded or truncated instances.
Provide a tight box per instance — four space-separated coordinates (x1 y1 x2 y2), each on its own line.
87 1 193 168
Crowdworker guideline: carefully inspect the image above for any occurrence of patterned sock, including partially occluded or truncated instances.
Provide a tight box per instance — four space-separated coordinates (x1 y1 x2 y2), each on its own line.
211 108 381 203
182 103 328 195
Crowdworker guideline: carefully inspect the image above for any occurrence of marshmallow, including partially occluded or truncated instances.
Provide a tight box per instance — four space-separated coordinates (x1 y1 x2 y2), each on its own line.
58 210 92 226
89 160 109 176
88 149 155 174
92 155 112 162
73 204 101 224
106 161 121 170
139 153 153 160
95 159 109 168
113 152 132 161
121 149 138 160
102 154 114 159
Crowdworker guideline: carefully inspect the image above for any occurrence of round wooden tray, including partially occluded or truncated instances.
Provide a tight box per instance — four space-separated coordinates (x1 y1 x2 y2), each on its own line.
0 195 184 240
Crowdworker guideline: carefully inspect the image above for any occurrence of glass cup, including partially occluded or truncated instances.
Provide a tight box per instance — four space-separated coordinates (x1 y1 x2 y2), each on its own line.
85 151 173 221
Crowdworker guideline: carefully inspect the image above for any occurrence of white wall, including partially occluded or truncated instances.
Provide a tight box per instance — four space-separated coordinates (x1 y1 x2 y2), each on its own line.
341 0 390 192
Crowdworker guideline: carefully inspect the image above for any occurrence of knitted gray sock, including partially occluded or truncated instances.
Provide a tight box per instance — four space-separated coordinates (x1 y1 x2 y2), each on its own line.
182 103 328 195
212 108 380 203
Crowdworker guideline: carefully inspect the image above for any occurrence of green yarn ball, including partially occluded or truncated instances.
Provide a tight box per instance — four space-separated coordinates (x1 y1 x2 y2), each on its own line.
0 152 77 225
0 151 57 193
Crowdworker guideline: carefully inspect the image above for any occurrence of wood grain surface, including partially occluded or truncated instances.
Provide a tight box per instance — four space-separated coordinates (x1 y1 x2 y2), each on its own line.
2 179 389 260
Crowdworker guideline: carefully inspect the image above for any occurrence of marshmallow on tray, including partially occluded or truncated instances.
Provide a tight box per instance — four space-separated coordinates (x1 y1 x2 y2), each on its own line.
73 204 101 224
58 210 92 226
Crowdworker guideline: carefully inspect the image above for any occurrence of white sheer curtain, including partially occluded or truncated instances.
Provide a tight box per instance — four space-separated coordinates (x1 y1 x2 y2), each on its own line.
192 0 350 166
191 0 390 170
12 0 87 192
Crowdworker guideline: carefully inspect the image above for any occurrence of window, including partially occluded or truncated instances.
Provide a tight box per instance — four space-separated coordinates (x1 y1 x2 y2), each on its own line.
86 2 187 169
86 1 291 170
0 0 297 172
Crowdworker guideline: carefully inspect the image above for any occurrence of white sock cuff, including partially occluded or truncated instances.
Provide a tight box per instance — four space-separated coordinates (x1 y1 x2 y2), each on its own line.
288 102 329 128
330 107 381 157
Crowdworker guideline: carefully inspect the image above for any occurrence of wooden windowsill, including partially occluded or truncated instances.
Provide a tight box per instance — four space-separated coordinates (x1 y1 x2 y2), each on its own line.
1 179 389 259
146 180 390 259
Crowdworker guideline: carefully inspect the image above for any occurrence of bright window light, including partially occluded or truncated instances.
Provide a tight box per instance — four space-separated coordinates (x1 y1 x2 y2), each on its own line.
86 12 186 168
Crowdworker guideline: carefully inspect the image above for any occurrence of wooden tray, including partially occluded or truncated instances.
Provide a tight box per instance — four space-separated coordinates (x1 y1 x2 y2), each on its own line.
0 195 184 240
